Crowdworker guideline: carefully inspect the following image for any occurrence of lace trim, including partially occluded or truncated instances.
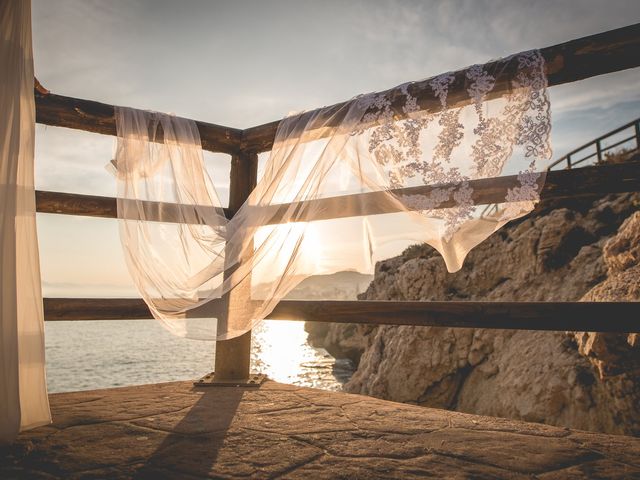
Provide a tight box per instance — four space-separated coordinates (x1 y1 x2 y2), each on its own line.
351 49 551 241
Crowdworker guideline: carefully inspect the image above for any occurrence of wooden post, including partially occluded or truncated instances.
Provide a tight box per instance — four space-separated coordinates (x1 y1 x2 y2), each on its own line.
596 140 603 163
212 151 258 381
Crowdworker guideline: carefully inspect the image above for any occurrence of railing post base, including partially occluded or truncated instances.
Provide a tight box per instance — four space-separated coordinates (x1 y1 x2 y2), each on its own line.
194 372 266 388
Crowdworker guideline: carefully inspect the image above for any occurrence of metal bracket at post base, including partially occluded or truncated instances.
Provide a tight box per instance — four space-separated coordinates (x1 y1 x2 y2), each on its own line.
194 372 267 387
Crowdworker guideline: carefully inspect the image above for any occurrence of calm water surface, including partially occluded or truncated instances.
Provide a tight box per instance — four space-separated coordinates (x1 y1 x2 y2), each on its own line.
45 319 354 393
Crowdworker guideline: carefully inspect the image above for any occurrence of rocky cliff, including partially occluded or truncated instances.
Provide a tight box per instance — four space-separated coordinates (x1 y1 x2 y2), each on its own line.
311 190 640 435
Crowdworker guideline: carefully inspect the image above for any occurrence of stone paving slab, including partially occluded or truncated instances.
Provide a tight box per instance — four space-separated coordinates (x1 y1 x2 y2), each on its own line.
1 381 639 479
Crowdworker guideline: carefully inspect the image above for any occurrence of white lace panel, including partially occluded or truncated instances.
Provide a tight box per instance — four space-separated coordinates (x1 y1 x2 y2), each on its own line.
348 49 551 266
114 49 551 340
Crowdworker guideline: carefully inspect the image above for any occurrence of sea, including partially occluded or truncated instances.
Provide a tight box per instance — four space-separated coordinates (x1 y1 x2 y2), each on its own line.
45 319 355 394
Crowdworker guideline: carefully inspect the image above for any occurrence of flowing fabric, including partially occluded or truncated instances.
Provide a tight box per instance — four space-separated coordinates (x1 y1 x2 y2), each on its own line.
114 50 551 341
0 0 51 442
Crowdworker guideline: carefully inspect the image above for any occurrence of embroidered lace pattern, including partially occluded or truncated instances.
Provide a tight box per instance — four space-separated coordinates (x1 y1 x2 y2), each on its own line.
351 49 551 240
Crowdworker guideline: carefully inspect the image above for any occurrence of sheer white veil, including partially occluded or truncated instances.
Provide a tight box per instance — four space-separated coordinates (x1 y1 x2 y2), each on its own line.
113 50 551 340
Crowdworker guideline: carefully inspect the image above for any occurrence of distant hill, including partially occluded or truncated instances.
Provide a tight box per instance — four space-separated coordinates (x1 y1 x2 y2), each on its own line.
285 271 373 300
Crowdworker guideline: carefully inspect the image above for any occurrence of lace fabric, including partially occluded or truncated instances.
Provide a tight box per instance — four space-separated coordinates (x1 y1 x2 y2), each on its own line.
114 49 551 340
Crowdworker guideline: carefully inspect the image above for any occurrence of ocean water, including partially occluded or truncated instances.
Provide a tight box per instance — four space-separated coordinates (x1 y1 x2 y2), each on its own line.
45 319 354 393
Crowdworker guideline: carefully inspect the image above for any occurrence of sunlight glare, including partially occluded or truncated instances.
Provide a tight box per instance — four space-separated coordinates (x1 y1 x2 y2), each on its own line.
251 319 341 390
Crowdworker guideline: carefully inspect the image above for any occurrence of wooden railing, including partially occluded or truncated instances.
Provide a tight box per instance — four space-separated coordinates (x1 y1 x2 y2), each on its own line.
548 116 640 170
36 23 640 381
479 118 640 218
35 92 242 154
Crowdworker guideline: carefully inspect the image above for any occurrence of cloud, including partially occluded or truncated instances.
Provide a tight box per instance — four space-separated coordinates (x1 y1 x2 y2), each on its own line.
551 70 640 114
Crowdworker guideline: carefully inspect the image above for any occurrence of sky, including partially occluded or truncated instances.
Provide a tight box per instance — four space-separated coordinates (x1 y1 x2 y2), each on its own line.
31 0 640 297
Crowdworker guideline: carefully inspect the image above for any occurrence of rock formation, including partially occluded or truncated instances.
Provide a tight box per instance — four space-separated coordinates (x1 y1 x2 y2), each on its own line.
573 210 640 380
311 191 640 435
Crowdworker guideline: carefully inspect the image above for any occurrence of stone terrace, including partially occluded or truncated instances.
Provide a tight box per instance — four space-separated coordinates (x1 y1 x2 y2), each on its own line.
1 381 639 479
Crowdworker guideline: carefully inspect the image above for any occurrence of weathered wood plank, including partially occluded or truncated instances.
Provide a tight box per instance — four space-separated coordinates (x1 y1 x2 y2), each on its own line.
36 191 118 219
270 300 640 333
43 298 640 333
36 190 232 223
35 162 640 224
241 23 640 152
44 298 151 321
35 92 243 154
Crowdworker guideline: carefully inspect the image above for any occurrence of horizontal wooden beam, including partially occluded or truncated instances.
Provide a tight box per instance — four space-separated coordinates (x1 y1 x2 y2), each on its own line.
270 300 640 333
35 162 640 224
44 298 151 320
242 23 640 152
43 297 640 333
548 118 640 170
35 92 242 155
36 190 233 222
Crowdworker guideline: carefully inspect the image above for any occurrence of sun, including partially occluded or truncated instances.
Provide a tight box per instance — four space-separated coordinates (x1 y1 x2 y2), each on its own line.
251 220 323 289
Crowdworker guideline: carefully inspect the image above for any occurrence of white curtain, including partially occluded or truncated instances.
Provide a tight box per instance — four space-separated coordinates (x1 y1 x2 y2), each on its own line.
0 0 51 443
114 50 551 341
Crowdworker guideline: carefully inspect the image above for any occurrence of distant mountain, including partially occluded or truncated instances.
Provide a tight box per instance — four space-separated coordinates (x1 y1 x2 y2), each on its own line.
284 271 373 300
